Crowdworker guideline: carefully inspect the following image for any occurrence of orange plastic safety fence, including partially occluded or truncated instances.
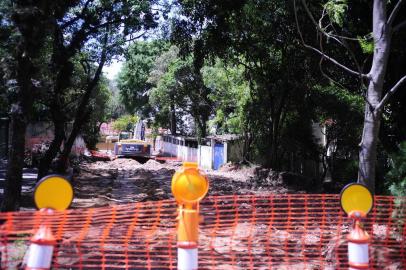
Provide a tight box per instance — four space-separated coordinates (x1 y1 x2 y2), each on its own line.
0 194 405 269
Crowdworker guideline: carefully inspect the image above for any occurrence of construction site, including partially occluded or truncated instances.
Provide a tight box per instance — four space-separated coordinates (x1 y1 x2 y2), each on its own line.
1 1 406 269
0 157 405 269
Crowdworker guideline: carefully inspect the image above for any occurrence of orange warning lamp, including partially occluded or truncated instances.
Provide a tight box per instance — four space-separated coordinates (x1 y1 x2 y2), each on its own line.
172 162 209 269
27 175 73 270
171 162 209 206
340 183 373 269
34 175 74 211
340 183 373 218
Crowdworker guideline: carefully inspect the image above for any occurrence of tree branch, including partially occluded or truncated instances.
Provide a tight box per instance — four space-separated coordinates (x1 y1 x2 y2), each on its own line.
60 0 94 29
87 18 124 32
375 75 406 113
120 31 147 44
325 10 364 80
80 59 91 76
295 0 370 80
387 0 404 26
60 31 109 160
303 35 370 79
393 20 406 32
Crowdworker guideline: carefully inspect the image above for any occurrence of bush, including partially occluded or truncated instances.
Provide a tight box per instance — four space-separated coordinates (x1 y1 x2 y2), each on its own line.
385 142 406 232
386 142 406 197
112 115 139 132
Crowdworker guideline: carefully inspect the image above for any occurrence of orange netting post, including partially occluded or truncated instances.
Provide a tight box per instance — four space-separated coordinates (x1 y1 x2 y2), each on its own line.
25 209 57 270
347 211 370 270
340 183 374 270
172 162 209 270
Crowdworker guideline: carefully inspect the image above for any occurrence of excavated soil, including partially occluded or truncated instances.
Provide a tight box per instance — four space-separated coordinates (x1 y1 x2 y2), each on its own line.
71 159 313 208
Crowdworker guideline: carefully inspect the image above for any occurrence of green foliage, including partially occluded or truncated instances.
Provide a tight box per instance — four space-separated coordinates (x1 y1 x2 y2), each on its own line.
117 40 169 115
112 114 139 132
386 142 406 197
106 80 126 119
82 77 112 149
311 84 363 183
148 46 211 137
357 34 374 54
385 142 406 233
313 84 364 116
148 49 185 132
172 0 326 166
202 60 250 134
324 0 348 27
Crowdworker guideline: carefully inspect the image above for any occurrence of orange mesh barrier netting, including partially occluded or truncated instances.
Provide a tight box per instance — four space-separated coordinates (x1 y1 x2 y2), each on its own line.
0 194 405 269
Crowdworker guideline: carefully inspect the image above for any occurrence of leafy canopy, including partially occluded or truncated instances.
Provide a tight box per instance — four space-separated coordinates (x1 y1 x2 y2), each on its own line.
117 40 169 115
112 114 139 132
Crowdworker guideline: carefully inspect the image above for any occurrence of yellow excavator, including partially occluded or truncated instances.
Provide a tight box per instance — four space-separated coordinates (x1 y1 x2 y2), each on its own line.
113 121 152 158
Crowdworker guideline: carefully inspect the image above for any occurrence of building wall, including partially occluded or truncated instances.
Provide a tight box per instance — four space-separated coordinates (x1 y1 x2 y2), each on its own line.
159 135 199 162
159 135 243 170
226 140 244 163
311 122 326 146
25 122 87 156
159 132 322 177
198 145 212 170
25 122 54 150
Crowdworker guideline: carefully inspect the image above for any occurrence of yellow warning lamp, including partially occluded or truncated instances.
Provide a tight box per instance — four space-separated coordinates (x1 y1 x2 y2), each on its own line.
340 183 373 269
340 183 373 218
34 175 74 211
171 162 209 207
172 162 209 250
28 175 73 270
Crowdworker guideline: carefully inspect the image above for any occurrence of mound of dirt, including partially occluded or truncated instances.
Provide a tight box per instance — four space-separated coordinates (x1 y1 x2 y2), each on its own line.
142 159 164 170
110 158 140 168
73 159 319 209
247 167 320 193
209 163 257 182
218 162 242 172
83 158 140 171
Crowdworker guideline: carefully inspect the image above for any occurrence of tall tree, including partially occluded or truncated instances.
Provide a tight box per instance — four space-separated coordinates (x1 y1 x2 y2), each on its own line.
36 0 160 179
149 50 212 138
0 1 13 117
81 76 112 150
148 45 180 134
172 0 322 167
1 0 54 211
117 40 169 116
1 0 161 209
57 31 109 172
296 0 406 192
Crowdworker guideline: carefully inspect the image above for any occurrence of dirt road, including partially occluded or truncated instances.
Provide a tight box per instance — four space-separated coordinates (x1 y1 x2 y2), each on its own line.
71 158 302 208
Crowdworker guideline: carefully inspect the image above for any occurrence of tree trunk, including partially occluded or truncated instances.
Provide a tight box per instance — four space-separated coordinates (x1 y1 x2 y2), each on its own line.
194 112 207 143
170 94 176 135
36 17 87 179
1 107 27 211
200 112 208 138
270 118 280 169
358 106 382 193
57 43 108 172
57 111 90 173
1 41 36 211
1 0 47 210
37 114 65 180
358 0 391 193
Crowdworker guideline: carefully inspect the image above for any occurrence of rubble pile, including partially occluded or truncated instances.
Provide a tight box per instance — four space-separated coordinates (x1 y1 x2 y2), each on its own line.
72 158 313 208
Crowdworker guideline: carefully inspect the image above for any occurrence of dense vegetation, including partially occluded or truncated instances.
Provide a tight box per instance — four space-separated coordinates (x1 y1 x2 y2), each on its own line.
0 0 405 211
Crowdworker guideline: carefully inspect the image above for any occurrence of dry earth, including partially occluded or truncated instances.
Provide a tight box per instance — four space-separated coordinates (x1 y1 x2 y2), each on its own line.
2 159 403 270
71 158 313 208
